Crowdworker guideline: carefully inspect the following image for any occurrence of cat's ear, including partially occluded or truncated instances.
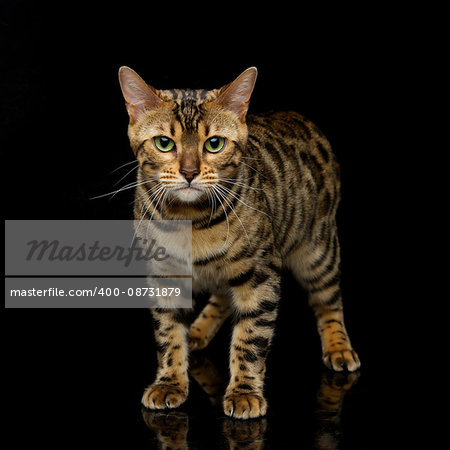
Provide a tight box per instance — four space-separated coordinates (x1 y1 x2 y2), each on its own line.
214 67 258 122
118 66 163 123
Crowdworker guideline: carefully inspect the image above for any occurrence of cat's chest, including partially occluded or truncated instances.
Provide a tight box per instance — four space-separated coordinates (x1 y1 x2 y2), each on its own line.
191 226 234 293
192 263 229 295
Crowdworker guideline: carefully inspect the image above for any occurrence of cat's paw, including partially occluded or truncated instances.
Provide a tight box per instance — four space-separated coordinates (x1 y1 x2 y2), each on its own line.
142 384 187 410
323 349 360 372
188 328 209 351
189 336 208 351
224 393 268 419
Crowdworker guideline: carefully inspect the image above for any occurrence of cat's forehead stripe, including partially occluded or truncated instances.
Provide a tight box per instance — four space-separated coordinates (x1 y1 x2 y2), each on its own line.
161 88 210 102
171 98 203 132
182 102 202 131
158 88 214 132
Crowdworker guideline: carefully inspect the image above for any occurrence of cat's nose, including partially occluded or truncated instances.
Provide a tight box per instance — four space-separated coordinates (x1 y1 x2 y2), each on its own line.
180 168 200 184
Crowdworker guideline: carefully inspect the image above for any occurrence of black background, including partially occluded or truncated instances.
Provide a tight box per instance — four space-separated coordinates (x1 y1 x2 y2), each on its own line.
3 2 423 448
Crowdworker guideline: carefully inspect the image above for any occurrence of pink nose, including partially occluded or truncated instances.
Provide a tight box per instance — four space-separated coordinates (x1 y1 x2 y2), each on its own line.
179 168 200 183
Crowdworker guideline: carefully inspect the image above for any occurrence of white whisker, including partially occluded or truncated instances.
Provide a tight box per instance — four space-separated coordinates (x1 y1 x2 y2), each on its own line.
113 162 140 187
241 156 262 161
211 186 230 249
90 178 158 200
131 179 161 205
144 185 168 239
217 178 263 191
205 188 216 227
136 184 166 241
148 186 167 222
132 183 164 242
216 183 270 218
214 185 250 245
240 160 267 179
109 159 139 174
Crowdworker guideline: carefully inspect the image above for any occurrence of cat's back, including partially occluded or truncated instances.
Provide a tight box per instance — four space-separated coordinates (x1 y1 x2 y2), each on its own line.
248 110 315 140
246 109 339 189
245 111 340 252
247 111 335 163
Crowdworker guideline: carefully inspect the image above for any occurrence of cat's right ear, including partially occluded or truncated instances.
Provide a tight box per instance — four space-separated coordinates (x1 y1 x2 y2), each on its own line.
118 66 163 123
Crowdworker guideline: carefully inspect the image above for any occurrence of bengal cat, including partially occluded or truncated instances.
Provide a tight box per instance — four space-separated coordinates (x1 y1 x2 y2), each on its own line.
118 66 360 419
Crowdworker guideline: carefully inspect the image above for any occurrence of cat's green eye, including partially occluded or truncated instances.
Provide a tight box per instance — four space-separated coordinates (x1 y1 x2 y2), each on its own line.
204 136 226 153
154 136 175 152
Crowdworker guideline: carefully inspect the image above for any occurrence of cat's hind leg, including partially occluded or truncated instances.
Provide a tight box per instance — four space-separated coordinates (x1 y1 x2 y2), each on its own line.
189 294 232 351
286 225 360 372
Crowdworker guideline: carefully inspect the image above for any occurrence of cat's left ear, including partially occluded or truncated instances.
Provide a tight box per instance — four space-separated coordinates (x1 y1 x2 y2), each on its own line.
214 67 258 122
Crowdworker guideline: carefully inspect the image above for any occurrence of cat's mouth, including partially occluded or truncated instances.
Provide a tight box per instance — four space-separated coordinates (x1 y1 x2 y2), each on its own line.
172 185 204 203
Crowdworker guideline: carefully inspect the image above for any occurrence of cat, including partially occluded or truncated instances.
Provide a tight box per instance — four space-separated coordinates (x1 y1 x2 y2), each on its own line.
118 66 360 419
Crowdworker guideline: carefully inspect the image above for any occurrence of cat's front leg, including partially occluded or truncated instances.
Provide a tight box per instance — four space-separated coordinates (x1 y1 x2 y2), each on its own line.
224 265 281 419
142 309 190 410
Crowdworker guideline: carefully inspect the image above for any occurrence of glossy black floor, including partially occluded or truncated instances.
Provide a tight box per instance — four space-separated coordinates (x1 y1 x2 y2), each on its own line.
5 271 403 449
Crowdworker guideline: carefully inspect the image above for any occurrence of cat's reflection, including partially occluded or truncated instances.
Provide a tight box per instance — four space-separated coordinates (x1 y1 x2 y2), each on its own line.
189 353 226 407
314 371 360 450
142 353 359 449
222 417 268 450
142 409 188 450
